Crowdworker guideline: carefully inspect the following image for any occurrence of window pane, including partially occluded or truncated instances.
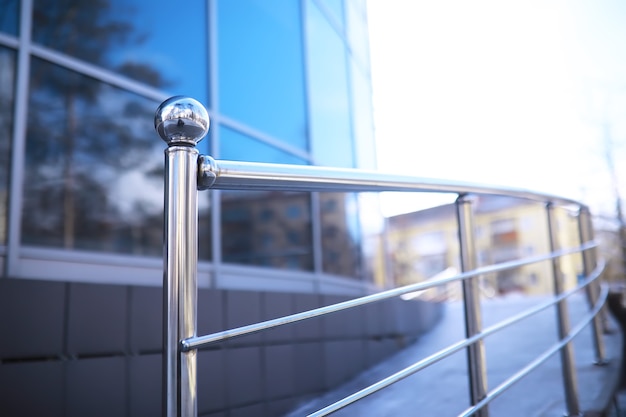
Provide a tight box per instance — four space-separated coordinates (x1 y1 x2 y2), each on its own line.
358 193 384 286
198 193 212 261
218 0 307 150
0 0 19 35
222 191 313 270
320 0 344 26
346 0 370 71
0 47 16 244
22 58 165 255
220 124 308 165
32 0 208 103
350 59 376 169
219 126 312 270
307 0 354 168
320 192 362 278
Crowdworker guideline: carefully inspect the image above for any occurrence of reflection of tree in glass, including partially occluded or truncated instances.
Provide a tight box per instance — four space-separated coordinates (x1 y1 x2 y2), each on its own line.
33 0 172 88
25 59 163 253
23 1 170 253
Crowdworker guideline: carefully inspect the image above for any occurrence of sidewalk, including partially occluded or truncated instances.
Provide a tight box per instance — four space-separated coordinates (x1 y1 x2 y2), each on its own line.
286 293 623 417
613 390 626 416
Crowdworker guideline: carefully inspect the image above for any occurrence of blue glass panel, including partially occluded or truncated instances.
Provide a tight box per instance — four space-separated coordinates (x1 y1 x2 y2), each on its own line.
31 0 208 103
350 58 376 169
346 0 370 72
218 127 312 270
320 0 344 26
221 189 313 270
0 0 19 35
320 192 362 278
219 125 307 165
22 58 165 254
0 47 15 244
307 1 354 168
218 0 307 150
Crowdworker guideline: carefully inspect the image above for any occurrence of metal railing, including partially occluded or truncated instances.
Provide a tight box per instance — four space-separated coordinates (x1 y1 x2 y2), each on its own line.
155 97 609 417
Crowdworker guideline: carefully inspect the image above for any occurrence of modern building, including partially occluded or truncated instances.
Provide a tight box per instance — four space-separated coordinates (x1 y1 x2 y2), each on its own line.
383 196 585 299
0 2 442 416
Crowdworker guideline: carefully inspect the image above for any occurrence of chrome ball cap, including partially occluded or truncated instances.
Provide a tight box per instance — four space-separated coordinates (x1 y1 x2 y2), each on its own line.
155 96 210 146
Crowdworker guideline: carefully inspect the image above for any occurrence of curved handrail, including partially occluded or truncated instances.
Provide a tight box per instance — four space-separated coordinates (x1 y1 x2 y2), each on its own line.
158 97 608 417
199 156 585 208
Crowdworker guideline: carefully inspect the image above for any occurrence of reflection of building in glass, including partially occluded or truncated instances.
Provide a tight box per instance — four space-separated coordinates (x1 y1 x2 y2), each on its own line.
221 191 314 270
220 191 363 276
319 192 363 277
383 197 583 298
0 2 444 416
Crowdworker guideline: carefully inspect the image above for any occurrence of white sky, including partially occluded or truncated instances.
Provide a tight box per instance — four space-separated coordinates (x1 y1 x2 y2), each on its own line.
367 0 626 220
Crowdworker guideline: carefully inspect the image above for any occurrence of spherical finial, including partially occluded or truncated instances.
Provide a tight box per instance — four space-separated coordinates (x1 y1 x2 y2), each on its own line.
155 96 210 145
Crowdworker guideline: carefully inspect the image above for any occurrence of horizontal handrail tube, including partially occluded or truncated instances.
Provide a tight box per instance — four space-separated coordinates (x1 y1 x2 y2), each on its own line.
181 242 598 351
200 157 584 208
305 261 605 417
457 283 609 417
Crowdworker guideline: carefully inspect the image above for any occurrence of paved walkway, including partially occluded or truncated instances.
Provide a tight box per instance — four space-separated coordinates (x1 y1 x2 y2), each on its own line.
287 293 623 417
614 391 626 416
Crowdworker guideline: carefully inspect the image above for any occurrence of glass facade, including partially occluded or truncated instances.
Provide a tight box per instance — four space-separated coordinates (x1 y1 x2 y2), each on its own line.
0 0 377 290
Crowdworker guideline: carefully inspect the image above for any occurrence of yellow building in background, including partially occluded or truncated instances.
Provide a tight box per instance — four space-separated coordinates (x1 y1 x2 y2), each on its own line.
379 196 584 298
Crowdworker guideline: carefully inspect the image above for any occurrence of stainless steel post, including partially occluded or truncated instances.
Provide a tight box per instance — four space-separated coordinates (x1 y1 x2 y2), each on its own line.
456 195 489 417
578 207 607 364
546 203 581 416
583 209 612 334
156 96 210 417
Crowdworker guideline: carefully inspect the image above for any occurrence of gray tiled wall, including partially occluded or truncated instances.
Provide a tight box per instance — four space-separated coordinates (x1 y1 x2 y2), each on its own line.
0 278 443 417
